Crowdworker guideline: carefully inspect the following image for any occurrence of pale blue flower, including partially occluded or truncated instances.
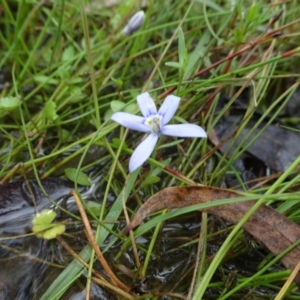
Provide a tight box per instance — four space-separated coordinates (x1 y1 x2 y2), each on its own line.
111 92 207 172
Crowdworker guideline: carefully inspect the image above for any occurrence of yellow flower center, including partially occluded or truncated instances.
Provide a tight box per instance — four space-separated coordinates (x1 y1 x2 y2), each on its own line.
145 115 162 133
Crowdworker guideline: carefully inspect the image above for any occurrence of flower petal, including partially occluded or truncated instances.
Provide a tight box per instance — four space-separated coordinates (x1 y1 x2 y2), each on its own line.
158 95 180 125
129 133 159 172
161 124 207 137
111 112 149 132
122 11 145 36
137 92 157 117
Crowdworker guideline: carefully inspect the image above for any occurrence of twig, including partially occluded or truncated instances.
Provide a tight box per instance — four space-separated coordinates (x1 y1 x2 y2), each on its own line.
57 235 135 299
72 190 131 292
0 162 22 183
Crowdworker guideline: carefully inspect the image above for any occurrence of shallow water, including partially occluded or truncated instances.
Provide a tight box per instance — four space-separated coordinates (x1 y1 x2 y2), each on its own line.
0 178 287 299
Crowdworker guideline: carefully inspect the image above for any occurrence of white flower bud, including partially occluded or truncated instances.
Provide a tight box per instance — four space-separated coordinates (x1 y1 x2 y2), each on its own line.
122 11 145 36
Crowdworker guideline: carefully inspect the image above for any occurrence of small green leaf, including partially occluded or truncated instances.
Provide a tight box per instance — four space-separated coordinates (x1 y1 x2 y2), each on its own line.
86 201 105 216
33 223 52 232
111 100 126 112
165 61 180 68
44 100 59 121
57 66 70 80
184 30 211 80
62 45 75 61
33 209 56 225
110 138 129 151
104 108 114 122
140 176 160 188
112 138 123 148
178 27 187 68
42 224 66 240
64 168 91 186
60 129 71 142
68 86 85 103
0 96 20 111
124 102 137 114
32 210 66 240
34 75 58 85
111 77 123 88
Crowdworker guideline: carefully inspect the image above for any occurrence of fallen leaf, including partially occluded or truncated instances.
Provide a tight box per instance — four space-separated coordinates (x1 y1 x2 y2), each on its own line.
0 96 20 111
123 186 300 285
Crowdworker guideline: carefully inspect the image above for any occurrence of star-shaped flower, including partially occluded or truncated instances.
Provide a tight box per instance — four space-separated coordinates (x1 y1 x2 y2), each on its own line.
111 92 207 172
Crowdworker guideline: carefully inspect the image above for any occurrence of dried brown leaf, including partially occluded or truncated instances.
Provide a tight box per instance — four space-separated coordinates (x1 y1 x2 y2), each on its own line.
123 186 300 285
